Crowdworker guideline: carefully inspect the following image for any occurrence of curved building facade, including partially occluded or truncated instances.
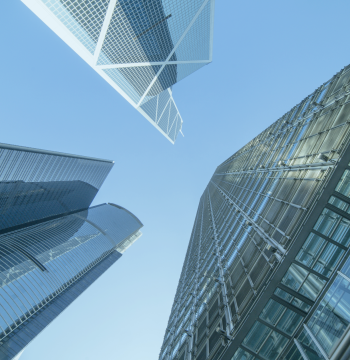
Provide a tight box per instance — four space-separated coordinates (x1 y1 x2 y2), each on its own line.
0 144 143 360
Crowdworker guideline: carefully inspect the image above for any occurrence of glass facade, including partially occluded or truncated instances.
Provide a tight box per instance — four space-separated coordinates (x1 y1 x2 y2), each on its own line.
0 143 113 232
160 65 350 360
21 0 215 143
0 145 143 360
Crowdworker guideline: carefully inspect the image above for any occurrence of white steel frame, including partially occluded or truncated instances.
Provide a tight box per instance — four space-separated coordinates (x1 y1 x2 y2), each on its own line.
21 0 215 144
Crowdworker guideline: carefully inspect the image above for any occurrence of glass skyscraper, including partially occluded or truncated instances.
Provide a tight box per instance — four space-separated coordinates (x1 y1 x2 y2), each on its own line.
0 143 143 360
159 65 350 360
21 0 215 143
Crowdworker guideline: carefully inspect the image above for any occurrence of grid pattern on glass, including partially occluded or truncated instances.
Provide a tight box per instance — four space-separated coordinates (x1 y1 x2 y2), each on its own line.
26 0 215 143
0 145 113 231
98 0 174 65
102 67 142 103
119 65 170 97
173 0 211 61
42 0 109 54
98 0 211 65
97 0 213 109
159 66 350 360
104 65 168 102
119 0 211 102
96 0 213 114
140 89 182 142
144 62 207 98
0 204 141 342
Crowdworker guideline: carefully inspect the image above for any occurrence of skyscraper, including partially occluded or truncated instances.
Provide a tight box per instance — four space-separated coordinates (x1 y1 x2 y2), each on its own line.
159 65 350 360
21 0 215 143
0 143 143 360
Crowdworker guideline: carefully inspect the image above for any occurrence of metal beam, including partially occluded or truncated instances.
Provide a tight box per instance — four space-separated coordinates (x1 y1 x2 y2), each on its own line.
93 0 117 64
303 324 329 360
137 0 210 107
294 339 311 360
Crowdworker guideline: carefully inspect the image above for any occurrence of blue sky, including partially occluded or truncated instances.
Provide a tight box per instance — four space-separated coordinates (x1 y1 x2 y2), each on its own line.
2 1 350 359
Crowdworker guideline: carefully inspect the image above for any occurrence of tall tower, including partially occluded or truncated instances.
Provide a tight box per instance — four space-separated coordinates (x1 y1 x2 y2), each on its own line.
0 144 143 360
160 65 350 360
21 0 215 143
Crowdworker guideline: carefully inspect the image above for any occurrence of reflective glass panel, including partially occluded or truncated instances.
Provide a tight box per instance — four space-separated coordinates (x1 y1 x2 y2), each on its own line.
312 242 344 277
328 196 349 212
299 273 326 301
276 308 303 335
331 217 350 246
281 263 308 292
308 275 350 356
274 287 310 312
259 328 288 359
313 209 340 237
232 348 256 360
335 169 350 198
243 321 271 352
295 233 326 268
260 299 285 326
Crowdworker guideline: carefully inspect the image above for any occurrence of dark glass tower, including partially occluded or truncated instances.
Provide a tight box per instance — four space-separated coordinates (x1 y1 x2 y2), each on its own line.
159 65 350 360
0 144 143 360
0 143 113 231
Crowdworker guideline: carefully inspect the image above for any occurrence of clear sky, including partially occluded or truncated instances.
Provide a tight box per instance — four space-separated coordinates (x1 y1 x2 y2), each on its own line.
2 1 350 359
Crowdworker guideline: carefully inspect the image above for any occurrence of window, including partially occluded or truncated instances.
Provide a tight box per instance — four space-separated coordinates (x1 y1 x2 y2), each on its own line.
313 209 340 237
260 299 303 336
232 348 256 360
335 169 350 198
328 195 349 212
274 288 311 312
296 233 344 277
243 321 288 360
308 274 350 356
281 263 325 300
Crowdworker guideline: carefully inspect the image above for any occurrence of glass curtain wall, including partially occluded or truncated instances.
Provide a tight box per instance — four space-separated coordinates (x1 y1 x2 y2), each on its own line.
160 65 350 360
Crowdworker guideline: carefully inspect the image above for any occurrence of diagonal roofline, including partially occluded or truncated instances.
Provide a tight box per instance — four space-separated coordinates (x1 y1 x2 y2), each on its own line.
0 143 114 163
